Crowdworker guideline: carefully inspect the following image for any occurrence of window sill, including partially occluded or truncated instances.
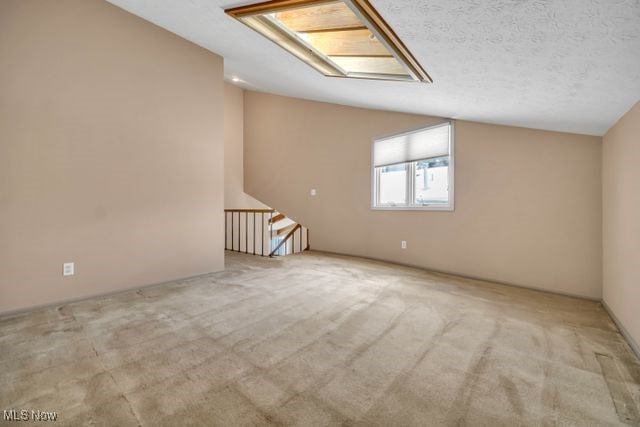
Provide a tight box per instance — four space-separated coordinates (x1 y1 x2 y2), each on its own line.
371 204 454 212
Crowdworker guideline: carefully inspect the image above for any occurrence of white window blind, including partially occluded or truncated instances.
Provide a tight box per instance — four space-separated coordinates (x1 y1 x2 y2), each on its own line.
373 122 450 167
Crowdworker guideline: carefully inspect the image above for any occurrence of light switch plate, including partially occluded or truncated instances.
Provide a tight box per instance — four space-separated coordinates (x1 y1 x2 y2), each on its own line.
63 262 74 276
310 189 317 196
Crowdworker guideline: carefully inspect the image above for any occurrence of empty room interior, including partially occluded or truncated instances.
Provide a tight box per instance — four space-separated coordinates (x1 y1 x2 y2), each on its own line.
1 0 640 425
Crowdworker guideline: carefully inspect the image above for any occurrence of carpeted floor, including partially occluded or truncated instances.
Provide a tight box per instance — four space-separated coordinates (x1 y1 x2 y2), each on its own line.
1 251 639 426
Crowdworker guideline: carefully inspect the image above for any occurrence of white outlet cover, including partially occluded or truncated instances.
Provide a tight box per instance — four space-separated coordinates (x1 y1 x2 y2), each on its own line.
401 241 407 249
310 189 317 196
63 262 74 276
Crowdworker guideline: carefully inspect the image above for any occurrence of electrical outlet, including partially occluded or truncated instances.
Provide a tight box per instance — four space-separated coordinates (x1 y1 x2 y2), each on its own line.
310 189 317 196
63 262 74 276
401 241 407 249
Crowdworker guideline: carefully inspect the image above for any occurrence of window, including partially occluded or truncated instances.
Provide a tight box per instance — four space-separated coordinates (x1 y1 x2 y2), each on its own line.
225 0 431 83
372 122 454 210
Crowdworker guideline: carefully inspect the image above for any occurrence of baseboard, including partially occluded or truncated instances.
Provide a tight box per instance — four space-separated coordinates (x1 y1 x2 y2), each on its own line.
602 300 640 360
306 249 600 302
0 270 221 320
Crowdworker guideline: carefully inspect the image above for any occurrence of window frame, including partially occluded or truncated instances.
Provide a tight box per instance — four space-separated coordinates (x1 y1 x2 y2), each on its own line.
371 120 455 211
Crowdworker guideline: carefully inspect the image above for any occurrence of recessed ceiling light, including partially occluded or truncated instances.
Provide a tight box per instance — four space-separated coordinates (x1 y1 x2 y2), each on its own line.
225 0 432 83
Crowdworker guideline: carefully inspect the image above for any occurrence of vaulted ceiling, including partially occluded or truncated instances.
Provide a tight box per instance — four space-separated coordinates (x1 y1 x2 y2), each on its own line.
106 0 640 136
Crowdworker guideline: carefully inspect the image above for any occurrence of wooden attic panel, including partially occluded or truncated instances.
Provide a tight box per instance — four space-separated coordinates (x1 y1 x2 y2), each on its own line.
301 29 391 56
274 2 364 32
225 0 431 82
240 15 343 76
329 55 408 75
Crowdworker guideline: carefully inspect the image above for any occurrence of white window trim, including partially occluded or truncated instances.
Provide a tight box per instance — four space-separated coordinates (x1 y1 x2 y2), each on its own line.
371 120 455 211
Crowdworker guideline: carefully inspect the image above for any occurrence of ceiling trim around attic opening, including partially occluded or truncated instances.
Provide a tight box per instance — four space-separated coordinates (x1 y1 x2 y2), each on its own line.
225 0 432 83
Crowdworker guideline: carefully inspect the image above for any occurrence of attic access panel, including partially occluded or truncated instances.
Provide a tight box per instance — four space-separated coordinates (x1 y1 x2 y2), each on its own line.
225 0 432 83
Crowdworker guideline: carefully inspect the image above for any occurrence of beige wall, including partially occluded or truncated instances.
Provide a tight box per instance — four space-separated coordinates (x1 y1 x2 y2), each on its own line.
0 0 225 313
224 83 269 209
244 91 602 299
603 102 640 352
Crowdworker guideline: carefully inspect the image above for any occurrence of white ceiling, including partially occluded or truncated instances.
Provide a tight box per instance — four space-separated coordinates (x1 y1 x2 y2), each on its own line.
106 0 640 136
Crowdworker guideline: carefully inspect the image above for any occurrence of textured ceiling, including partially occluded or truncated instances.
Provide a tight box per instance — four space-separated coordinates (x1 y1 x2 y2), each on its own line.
106 0 640 135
